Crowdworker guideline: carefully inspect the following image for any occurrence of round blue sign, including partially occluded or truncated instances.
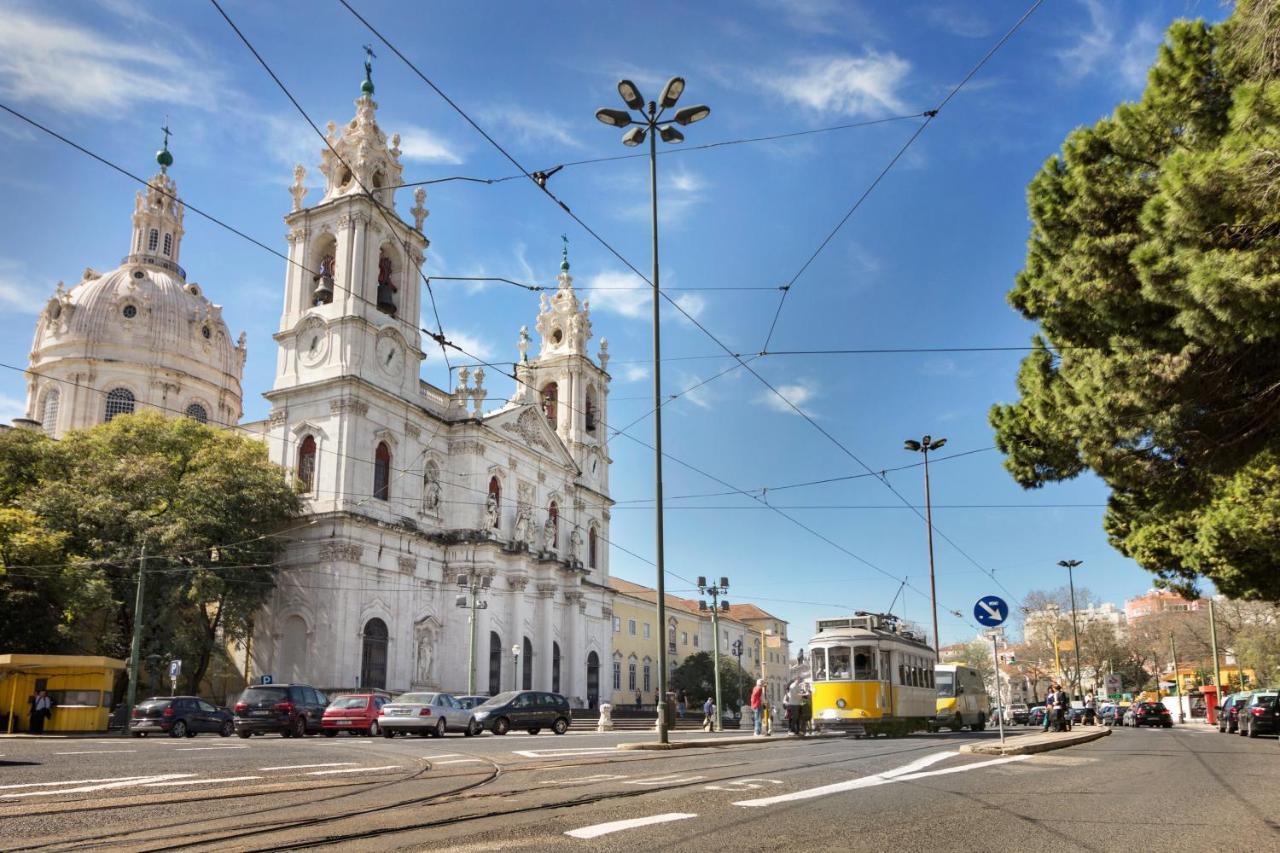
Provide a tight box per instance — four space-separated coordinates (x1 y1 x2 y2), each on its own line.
974 596 1008 627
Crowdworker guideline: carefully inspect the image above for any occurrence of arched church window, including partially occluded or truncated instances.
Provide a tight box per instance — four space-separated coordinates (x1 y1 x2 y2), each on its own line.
376 248 398 316
588 526 598 569
487 476 501 527
488 631 502 696
148 229 158 252
643 658 651 693
522 636 533 690
297 435 317 493
184 403 208 424
585 388 596 432
552 642 562 694
105 388 135 422
162 233 172 257
40 389 59 437
360 618 389 689
373 441 391 501
541 382 558 428
311 233 337 307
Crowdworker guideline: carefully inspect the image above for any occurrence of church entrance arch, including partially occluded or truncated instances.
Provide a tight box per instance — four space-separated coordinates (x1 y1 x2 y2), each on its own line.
522 637 533 690
586 651 600 709
360 618 389 690
488 631 502 696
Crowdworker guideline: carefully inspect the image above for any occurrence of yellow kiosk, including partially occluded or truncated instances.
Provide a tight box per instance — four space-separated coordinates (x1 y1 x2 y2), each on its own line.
1 654 125 733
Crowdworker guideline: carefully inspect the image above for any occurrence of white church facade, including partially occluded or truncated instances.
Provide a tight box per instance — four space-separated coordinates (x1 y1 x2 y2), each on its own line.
19 74 617 707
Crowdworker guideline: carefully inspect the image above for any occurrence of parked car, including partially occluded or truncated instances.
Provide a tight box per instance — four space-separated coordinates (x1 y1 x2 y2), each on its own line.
322 693 389 737
470 690 571 736
1098 704 1123 726
378 692 478 738
233 684 329 738
1239 691 1278 738
455 695 489 710
1009 703 1030 725
1124 702 1173 728
1028 705 1048 728
1218 693 1250 733
130 696 233 738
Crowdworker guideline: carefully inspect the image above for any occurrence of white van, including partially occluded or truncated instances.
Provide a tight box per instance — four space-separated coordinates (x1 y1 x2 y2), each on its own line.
934 664 991 731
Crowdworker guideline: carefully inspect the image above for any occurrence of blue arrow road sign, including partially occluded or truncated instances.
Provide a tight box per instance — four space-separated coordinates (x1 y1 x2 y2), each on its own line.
974 596 1008 627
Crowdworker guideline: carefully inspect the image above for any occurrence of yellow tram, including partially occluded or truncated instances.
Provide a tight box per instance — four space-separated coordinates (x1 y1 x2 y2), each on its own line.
807 613 937 737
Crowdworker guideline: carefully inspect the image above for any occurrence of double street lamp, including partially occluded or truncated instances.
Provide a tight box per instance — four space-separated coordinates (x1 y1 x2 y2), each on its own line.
596 77 710 745
697 576 730 733
903 435 946 653
1058 559 1084 700
455 572 492 695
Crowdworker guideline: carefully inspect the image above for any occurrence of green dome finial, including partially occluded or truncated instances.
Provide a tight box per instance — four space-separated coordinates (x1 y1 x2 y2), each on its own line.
560 233 570 272
156 120 174 171
361 44 376 95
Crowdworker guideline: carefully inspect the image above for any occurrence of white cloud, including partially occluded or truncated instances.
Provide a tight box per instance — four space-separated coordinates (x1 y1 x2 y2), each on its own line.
922 5 992 39
583 270 650 319
1057 0 1162 91
0 261 47 314
755 379 820 416
0 7 221 115
395 124 464 165
620 364 650 383
763 0 865 35
764 53 911 117
0 394 27 424
444 330 496 362
673 371 713 410
481 105 583 150
672 293 707 322
615 165 709 225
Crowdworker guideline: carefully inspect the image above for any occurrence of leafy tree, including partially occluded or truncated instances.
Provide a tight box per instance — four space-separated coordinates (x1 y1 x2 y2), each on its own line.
941 638 997 697
670 651 754 709
0 413 299 696
990 3 1280 601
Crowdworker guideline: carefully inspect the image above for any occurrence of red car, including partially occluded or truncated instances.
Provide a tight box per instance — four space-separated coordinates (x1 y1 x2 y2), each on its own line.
322 693 388 736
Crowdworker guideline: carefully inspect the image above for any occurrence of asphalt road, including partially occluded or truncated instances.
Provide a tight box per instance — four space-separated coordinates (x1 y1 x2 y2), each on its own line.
2 723 1276 851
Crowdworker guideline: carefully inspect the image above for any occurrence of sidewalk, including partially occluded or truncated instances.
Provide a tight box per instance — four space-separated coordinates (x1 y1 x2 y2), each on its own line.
618 732 840 751
959 726 1111 756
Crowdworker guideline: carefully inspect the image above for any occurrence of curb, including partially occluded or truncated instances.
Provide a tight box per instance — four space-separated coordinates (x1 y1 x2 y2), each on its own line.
618 733 839 750
959 726 1111 756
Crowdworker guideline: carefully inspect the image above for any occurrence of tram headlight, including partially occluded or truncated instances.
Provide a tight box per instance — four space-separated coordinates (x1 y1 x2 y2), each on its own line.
836 698 847 709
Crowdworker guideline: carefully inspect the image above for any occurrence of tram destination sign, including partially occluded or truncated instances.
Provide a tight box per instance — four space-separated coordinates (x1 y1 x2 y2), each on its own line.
974 596 1009 627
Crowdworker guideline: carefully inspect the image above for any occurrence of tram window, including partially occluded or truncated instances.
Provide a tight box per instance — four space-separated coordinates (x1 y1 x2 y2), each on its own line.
828 646 851 680
811 648 827 681
898 662 906 684
936 670 955 697
926 669 934 689
854 647 876 680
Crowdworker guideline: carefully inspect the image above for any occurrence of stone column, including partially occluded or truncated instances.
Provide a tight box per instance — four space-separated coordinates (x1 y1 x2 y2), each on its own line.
506 574 528 691
536 583 556 690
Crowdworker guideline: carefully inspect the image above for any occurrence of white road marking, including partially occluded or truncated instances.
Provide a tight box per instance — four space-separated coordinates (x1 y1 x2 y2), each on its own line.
144 776 263 787
258 762 357 771
880 750 958 778
0 776 154 791
513 747 617 758
626 774 705 787
422 753 464 759
175 745 249 751
735 754 1031 807
566 813 697 840
0 774 197 798
539 773 628 786
306 765 402 776
704 778 784 792
433 758 486 765
54 750 136 755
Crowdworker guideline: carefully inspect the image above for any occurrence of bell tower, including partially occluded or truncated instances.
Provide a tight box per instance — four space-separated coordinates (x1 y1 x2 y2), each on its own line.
271 53 429 400
515 241 612 490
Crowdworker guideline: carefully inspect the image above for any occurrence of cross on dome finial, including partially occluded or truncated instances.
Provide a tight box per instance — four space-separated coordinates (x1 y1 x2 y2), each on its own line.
361 44 377 96
560 234 570 271
156 118 174 172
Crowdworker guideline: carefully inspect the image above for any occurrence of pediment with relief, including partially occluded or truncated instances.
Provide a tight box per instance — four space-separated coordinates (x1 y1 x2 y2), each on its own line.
484 404 576 469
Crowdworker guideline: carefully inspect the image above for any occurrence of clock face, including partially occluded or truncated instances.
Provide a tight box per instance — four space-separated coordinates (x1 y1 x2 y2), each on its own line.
298 319 328 366
587 452 601 482
376 335 403 376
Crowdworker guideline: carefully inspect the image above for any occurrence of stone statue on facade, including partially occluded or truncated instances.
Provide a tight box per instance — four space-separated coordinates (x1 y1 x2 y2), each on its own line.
484 492 499 530
415 622 434 686
514 506 532 546
543 515 557 552
569 528 583 563
423 471 441 513
290 164 307 211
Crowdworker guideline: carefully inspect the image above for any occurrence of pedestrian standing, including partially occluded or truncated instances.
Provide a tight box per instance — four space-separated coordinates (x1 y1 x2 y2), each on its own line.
1042 688 1054 732
750 679 765 736
28 690 53 734
784 680 803 735
1084 692 1096 726
635 691 642 710
676 689 687 720
702 695 715 732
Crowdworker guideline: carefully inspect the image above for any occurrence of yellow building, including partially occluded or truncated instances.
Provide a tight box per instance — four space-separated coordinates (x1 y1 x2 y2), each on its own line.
1 654 126 733
608 577 707 705
723 604 792 707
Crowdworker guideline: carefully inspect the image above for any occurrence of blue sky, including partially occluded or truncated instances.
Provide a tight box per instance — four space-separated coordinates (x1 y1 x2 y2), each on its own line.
0 0 1230 645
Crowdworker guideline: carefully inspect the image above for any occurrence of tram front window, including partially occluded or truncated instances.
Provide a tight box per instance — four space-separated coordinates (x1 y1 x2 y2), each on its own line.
828 646 851 680
812 648 827 681
853 646 877 680
936 670 955 697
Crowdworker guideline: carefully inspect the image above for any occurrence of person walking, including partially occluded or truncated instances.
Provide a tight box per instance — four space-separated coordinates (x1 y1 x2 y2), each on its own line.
1084 692 1096 726
750 679 765 736
28 690 54 734
784 680 802 735
676 689 687 721
1042 687 1055 732
634 691 642 710
702 695 715 732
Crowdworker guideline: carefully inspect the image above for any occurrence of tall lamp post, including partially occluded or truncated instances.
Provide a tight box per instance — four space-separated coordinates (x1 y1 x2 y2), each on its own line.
511 643 521 693
596 78 710 744
455 572 491 695
698 576 729 733
1058 559 1084 700
903 435 946 653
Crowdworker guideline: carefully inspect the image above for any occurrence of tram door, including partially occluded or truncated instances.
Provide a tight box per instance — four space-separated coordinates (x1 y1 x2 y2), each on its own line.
879 650 893 714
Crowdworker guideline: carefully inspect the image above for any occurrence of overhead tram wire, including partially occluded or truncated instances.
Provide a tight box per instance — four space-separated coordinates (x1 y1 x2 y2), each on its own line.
342 0 1023 618
208 0 456 376
428 275 781 293
758 0 1046 353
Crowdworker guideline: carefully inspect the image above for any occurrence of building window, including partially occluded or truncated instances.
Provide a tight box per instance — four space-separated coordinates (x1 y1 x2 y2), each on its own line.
297 435 317 493
643 661 651 693
681 631 688 645
184 403 208 424
612 659 621 690
373 441 391 501
122 304 137 319
40 389 59 437
148 229 158 252
585 387 596 432
162 232 172 257
552 642 562 694
628 661 637 691
104 388 135 422
522 637 533 690
541 382 558 428
693 635 699 648
588 527 598 569
360 618 389 690
643 623 651 639
613 616 621 633
628 619 636 636
489 632 502 696
487 476 501 527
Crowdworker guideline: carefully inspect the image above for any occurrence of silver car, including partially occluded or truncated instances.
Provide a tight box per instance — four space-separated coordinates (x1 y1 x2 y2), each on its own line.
377 692 479 738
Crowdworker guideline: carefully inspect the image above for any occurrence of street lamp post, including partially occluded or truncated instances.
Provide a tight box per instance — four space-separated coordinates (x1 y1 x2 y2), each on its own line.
511 643 521 693
903 435 946 653
698 576 729 733
455 572 492 695
124 540 148 734
597 78 710 745
1058 559 1084 701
